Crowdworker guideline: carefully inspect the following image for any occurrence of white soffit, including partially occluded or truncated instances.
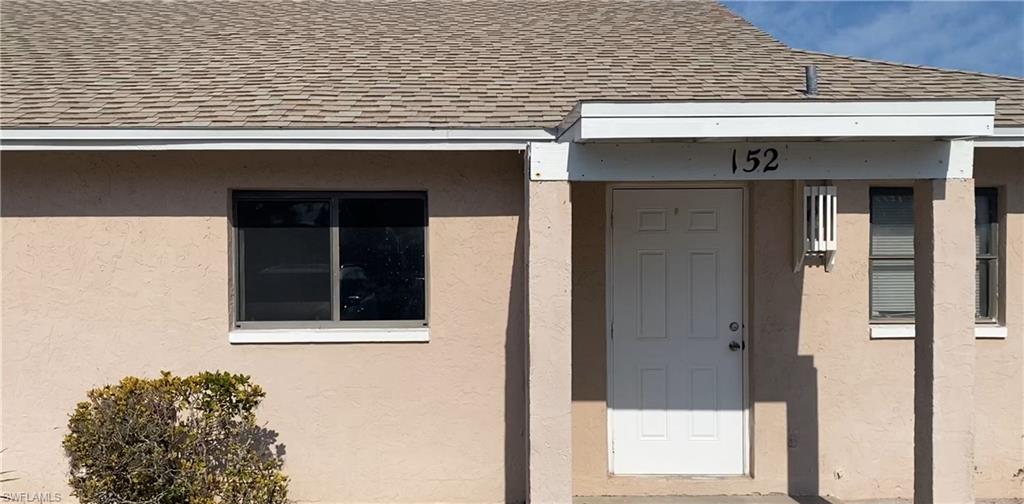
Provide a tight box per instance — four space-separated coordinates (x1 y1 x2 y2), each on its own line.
974 127 1024 148
0 128 555 151
559 100 996 141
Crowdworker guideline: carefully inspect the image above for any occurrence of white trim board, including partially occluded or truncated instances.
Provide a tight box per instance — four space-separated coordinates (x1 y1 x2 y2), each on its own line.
532 140 975 181
579 100 996 117
869 324 1007 340
974 127 1024 148
228 327 430 344
558 100 995 141
0 128 555 151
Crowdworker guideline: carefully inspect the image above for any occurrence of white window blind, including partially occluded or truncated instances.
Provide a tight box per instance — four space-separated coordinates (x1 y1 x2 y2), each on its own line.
870 188 914 320
869 187 999 323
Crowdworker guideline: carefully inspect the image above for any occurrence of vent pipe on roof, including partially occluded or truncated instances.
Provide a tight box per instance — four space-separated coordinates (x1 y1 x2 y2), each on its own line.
805 65 818 96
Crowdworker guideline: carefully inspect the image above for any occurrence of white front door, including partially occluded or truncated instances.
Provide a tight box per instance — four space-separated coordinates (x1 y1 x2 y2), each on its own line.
610 188 745 475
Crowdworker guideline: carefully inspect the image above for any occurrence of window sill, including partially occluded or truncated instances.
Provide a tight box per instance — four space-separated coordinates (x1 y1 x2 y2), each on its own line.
229 327 429 344
869 324 1007 340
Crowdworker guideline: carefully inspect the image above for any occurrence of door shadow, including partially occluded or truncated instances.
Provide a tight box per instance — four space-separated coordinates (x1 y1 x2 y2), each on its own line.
569 181 821 497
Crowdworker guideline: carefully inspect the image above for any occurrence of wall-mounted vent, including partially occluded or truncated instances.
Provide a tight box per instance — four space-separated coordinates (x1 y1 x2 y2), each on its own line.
796 184 837 271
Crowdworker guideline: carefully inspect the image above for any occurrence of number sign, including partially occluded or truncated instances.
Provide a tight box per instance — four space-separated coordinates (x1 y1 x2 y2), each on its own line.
731 147 780 174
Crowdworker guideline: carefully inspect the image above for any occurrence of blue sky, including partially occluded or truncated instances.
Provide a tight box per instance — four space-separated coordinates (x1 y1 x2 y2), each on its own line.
723 1 1024 77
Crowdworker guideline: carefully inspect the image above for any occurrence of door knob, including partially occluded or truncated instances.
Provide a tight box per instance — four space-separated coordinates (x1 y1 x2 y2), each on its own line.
729 340 742 351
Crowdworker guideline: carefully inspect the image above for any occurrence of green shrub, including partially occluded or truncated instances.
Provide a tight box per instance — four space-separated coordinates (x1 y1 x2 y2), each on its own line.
63 371 288 504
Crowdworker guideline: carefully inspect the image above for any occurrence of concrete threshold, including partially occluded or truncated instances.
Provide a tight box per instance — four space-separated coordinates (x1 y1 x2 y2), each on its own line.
575 497 838 504
575 497 1022 504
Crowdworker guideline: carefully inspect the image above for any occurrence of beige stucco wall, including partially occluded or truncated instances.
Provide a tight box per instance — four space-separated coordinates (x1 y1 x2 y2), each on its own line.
571 148 1024 499
0 150 527 503
2 147 1021 502
970 149 1024 499
526 180 574 504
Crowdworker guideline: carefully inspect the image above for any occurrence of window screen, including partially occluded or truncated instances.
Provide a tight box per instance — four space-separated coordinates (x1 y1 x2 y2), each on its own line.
235 192 427 326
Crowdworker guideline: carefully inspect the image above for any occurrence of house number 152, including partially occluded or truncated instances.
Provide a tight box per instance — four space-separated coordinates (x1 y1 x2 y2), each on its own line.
731 147 780 174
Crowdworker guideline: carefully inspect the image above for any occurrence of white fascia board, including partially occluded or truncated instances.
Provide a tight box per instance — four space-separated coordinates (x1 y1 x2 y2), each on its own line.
974 127 1024 148
578 100 996 118
572 100 996 140
0 128 555 151
579 116 994 139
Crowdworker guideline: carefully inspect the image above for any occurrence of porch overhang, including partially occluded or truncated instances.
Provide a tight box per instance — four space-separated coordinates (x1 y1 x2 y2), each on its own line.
555 99 996 142
530 99 1000 183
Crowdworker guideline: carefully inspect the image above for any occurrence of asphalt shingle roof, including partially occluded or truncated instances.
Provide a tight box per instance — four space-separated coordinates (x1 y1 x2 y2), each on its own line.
2 0 1022 128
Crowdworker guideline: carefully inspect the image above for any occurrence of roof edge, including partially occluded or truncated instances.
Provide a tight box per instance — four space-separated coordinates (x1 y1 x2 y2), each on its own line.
0 127 556 151
792 48 1024 82
4 100 1010 150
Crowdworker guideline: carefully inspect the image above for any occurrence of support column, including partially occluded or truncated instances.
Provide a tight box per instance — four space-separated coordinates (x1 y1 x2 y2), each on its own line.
913 172 976 503
526 143 573 503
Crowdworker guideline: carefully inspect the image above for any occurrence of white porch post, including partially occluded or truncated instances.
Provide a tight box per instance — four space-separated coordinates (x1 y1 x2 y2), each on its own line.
913 142 976 504
525 143 573 503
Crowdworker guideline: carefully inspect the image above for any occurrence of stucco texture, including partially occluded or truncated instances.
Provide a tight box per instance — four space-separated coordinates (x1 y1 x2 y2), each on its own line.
913 177 978 504
571 148 1024 500
1 150 527 503
526 180 574 504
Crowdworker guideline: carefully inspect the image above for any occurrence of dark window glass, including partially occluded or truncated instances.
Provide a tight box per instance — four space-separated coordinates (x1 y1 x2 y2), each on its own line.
976 259 991 319
339 196 426 321
237 200 332 321
975 188 998 321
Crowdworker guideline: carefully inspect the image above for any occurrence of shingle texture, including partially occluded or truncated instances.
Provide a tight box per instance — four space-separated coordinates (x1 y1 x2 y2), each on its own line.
2 0 1022 128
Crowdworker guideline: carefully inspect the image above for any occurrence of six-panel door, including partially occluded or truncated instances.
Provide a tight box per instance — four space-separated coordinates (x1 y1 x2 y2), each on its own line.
610 188 745 475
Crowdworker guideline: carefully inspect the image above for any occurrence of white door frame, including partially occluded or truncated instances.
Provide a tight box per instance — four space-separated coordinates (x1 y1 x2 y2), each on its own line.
605 182 751 475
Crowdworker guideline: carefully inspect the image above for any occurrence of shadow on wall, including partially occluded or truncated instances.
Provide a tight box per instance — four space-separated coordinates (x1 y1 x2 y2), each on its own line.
570 181 822 497
506 217 528 502
753 182 826 497
752 185 817 496
0 150 523 218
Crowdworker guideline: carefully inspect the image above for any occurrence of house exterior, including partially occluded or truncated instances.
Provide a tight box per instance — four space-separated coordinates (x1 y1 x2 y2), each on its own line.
1 1 1023 503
